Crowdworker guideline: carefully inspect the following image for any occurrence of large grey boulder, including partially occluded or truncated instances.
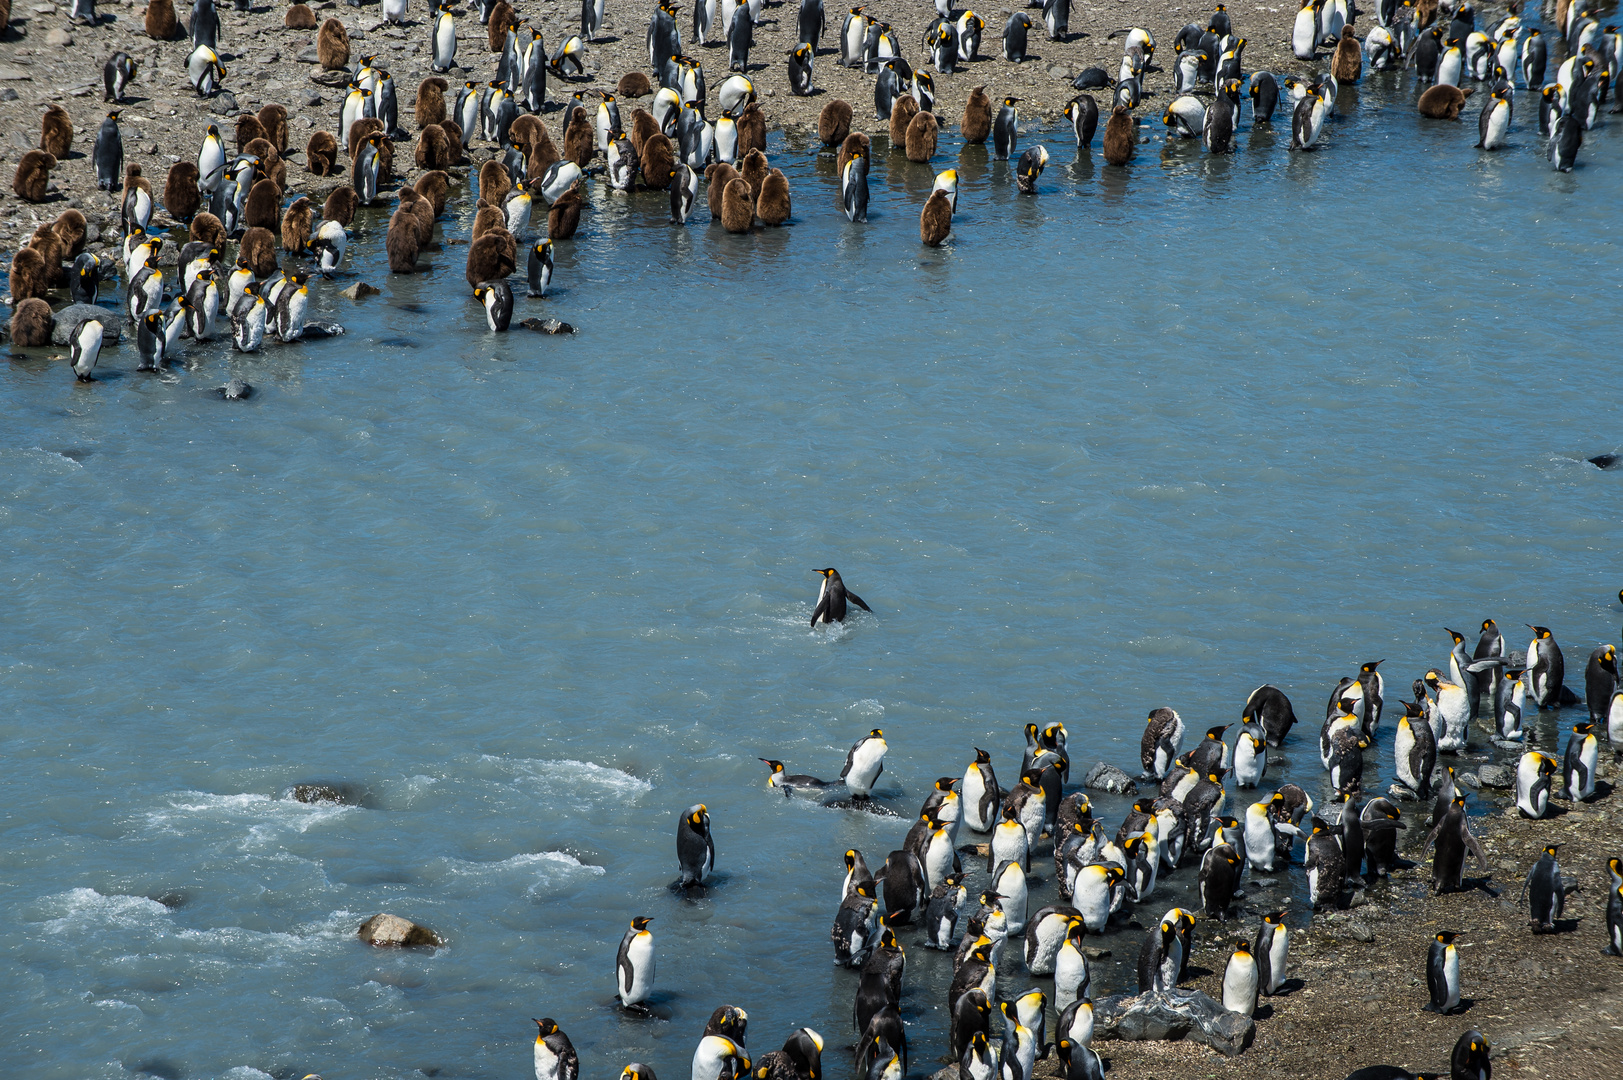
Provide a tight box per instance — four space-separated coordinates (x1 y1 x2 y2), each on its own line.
1477 764 1515 789
50 304 123 345
1093 989 1254 1057
1083 762 1138 795
357 914 443 948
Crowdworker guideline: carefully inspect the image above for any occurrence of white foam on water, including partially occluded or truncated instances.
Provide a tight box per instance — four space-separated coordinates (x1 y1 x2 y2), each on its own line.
36 888 171 934
484 756 653 796
850 699 885 716
143 791 356 838
436 850 606 889
219 1068 277 1080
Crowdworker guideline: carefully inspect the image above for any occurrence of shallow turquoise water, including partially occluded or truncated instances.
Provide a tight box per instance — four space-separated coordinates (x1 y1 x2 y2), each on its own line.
4 43 1623 1080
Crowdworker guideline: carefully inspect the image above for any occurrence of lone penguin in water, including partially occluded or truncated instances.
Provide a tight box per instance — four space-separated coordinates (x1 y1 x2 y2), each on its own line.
811 567 872 625
676 803 715 890
616 916 656 1011
842 728 888 799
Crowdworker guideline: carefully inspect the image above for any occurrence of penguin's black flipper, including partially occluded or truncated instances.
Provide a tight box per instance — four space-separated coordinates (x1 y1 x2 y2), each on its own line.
847 591 873 613
811 593 830 627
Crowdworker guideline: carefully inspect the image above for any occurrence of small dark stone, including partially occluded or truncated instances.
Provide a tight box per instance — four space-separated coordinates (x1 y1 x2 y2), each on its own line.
519 317 576 334
209 91 240 115
297 45 321 63
149 891 188 908
302 88 323 106
213 378 253 399
292 783 356 804
0 88 18 102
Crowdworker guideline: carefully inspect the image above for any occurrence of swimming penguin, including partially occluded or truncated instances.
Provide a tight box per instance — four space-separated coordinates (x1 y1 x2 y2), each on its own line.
811 568 871 625
431 3 458 72
1522 844 1576 934
832 879 879 966
67 318 105 382
676 803 714 889
1359 797 1405 878
1424 931 1463 1014
615 916 655 1011
1526 625 1566 706
1562 722 1599 801
841 729 887 800
761 759 831 796
1423 796 1486 892
992 96 1020 159
1015 145 1047 193
94 111 123 191
533 1019 580 1080
1221 939 1260 1016
1141 708 1185 780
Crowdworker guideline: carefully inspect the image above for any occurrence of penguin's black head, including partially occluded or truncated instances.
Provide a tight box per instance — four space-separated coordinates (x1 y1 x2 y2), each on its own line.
630 915 653 931
974 747 991 764
534 1017 559 1036
1263 910 1284 925
1232 938 1250 954
1003 96 1020 107
761 758 783 771
1542 843 1561 856
1133 797 1155 813
935 777 957 792
1436 931 1460 943
855 879 875 898
1205 725 1227 740
1361 659 1384 673
1575 722 1595 735
868 728 883 739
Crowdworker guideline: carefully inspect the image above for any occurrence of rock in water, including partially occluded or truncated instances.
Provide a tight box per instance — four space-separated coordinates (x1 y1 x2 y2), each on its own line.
1084 762 1138 795
49 304 123 345
213 379 254 399
519 317 576 334
357 914 443 947
1093 989 1254 1057
292 783 353 804
1476 764 1515 788
340 282 380 299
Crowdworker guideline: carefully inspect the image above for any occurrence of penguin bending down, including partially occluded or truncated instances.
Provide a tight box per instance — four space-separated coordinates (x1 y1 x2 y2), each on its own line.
473 280 513 331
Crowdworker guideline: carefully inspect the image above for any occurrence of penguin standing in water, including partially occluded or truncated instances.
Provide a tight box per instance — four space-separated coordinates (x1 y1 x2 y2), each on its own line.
533 1019 580 1080
1525 625 1566 706
1585 645 1617 726
68 318 105 382
527 238 554 297
676 804 715 890
841 729 888 799
135 312 168 371
1015 145 1047 192
1290 90 1325 150
811 568 871 625
473 281 513 331
615 916 655 1011
1425 931 1463 1014
962 748 1001 832
1141 708 1185 780
1064 95 1099 147
670 163 698 223
992 96 1019 159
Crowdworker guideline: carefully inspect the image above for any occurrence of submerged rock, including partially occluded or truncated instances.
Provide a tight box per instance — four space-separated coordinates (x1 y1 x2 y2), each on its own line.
1093 988 1254 1057
292 783 357 805
1084 762 1138 795
519 317 576 334
339 282 379 300
357 913 443 947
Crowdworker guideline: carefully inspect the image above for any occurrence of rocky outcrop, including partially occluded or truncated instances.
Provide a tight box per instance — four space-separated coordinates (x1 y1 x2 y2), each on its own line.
357 913 443 948
1093 989 1254 1057
1083 762 1138 795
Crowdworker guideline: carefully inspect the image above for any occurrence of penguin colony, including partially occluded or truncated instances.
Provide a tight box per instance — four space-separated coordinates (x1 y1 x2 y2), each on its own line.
490 581 1623 1080
11 0 1621 357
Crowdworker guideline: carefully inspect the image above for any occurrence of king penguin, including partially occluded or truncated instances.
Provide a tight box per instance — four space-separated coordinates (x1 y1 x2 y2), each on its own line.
616 916 656 1011
811 568 872 625
676 804 715 889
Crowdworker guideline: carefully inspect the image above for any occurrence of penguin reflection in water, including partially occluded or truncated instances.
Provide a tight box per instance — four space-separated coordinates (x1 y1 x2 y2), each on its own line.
811 567 872 626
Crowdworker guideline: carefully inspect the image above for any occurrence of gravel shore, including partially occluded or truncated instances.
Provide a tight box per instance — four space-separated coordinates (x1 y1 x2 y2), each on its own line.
1 0 1387 259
